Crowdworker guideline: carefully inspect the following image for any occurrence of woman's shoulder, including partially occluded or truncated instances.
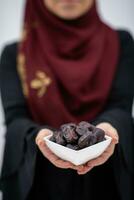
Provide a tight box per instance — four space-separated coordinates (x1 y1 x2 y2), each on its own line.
117 30 134 50
0 42 18 72
0 42 18 60
113 30 134 96
118 29 134 39
116 30 134 72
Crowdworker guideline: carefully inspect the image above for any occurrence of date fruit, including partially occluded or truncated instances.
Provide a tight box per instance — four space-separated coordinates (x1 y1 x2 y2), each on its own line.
50 121 105 150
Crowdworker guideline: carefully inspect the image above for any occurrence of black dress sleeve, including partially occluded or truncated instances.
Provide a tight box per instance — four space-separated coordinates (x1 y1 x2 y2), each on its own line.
0 43 53 199
93 30 134 173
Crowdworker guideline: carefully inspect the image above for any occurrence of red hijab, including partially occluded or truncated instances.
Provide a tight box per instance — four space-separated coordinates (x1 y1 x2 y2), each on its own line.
18 0 119 128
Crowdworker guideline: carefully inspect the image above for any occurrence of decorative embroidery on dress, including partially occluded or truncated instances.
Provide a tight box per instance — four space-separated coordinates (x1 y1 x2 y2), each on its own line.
17 54 29 97
30 70 52 98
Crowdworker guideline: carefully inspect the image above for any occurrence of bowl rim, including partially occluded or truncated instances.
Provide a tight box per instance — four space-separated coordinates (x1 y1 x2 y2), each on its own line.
43 134 112 153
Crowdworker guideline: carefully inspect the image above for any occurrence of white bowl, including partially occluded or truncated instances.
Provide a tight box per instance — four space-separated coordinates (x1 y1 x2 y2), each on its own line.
44 135 112 166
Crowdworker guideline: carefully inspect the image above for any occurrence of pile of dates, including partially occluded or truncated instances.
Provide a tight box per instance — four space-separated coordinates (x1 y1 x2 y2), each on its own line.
50 121 105 150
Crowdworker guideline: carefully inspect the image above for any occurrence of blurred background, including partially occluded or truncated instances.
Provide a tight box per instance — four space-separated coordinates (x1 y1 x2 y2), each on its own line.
0 0 134 199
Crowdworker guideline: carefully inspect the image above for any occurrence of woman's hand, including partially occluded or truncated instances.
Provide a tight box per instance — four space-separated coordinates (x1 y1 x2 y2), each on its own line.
36 129 84 171
35 123 119 175
77 122 119 175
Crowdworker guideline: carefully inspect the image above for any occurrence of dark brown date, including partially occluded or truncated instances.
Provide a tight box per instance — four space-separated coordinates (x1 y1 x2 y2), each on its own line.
93 128 105 143
50 121 105 150
78 131 92 148
63 129 78 143
54 131 66 146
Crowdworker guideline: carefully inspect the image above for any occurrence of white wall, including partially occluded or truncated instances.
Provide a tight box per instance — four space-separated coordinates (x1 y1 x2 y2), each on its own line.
99 0 134 35
0 0 25 54
0 0 134 199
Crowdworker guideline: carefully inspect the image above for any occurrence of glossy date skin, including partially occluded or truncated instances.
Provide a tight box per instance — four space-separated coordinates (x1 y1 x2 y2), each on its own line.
50 122 105 150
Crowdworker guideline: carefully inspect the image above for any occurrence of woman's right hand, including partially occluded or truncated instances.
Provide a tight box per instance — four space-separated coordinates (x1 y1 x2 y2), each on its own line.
35 129 84 171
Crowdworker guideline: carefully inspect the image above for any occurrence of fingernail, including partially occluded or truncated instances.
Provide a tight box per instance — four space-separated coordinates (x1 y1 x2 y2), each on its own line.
113 138 119 144
39 140 44 146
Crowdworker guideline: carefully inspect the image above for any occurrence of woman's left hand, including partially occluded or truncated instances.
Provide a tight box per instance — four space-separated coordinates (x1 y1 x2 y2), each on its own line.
77 122 119 175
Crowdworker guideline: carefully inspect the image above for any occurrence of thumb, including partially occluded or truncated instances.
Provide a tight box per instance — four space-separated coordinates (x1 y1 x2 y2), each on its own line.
96 123 119 144
36 129 53 145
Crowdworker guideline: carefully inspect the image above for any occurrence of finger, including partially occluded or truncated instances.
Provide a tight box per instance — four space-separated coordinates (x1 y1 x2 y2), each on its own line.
54 158 75 169
53 158 84 170
38 140 58 161
77 166 94 175
38 140 76 169
72 165 85 171
105 132 119 144
87 148 115 166
100 139 115 155
69 165 83 171
111 136 119 144
77 163 93 173
36 129 53 144
53 158 84 169
87 142 115 166
39 140 70 168
96 124 119 143
38 138 85 170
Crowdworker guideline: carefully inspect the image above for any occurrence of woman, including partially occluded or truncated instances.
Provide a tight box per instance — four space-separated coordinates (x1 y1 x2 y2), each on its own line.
0 0 134 200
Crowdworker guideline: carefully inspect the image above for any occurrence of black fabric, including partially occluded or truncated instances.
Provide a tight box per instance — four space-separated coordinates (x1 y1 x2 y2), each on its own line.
27 150 121 200
93 30 134 173
0 42 54 200
0 30 134 200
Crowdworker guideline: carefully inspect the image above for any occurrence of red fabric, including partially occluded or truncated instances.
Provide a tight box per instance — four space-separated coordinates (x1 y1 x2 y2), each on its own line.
19 0 119 128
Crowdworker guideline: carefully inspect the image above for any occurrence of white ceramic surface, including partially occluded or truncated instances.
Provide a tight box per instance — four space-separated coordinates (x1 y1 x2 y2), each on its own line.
44 135 112 166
